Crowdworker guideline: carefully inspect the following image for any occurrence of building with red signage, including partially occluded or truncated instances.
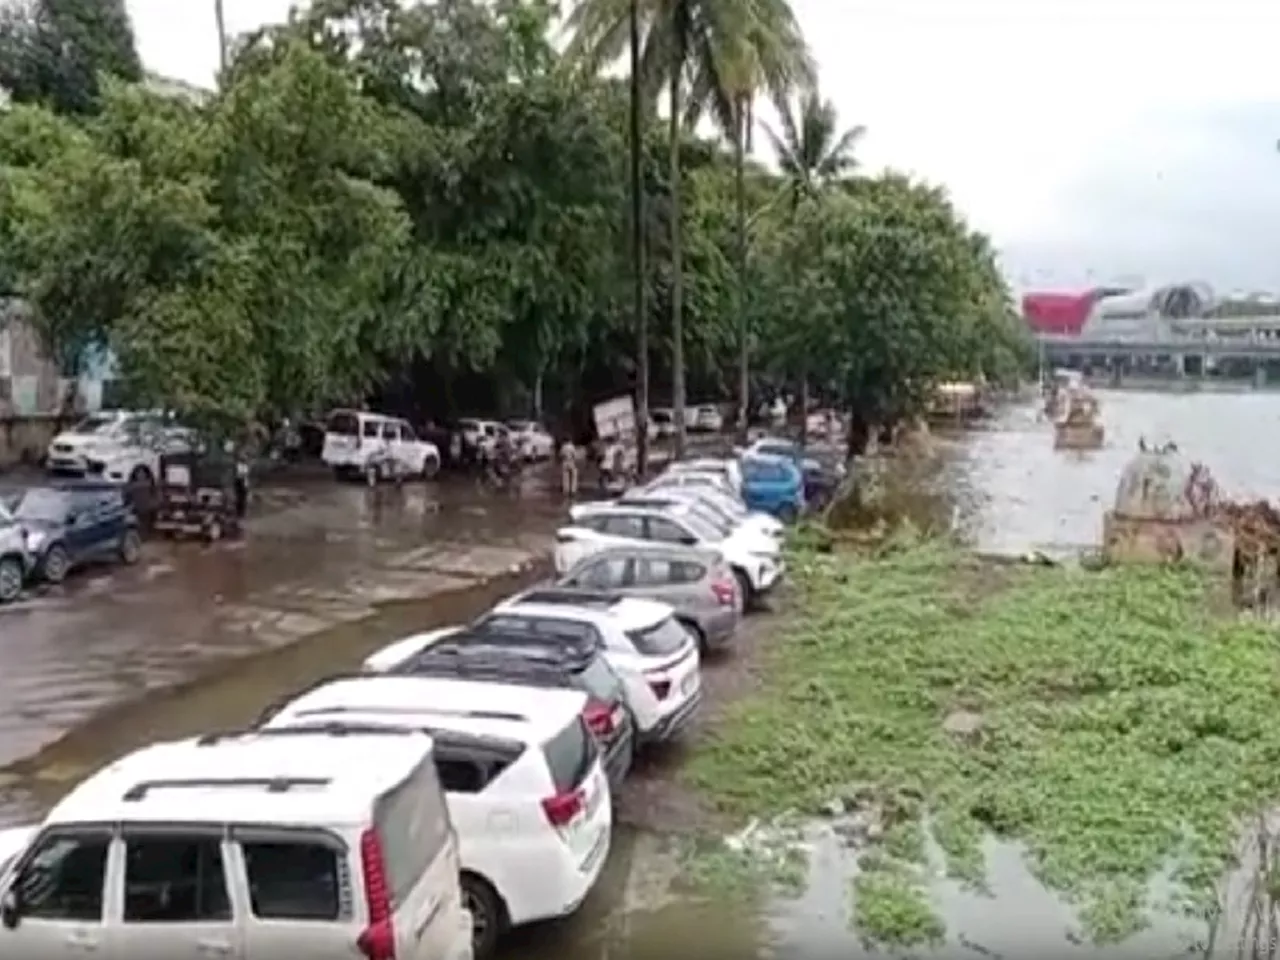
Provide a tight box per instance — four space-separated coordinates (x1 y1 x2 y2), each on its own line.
1021 288 1130 336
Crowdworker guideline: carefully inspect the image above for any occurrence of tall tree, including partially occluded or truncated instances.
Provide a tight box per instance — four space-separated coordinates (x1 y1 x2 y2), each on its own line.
0 0 143 115
569 0 809 454
629 0 649 473
762 90 862 442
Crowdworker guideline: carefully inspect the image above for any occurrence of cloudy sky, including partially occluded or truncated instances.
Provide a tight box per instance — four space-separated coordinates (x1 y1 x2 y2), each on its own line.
126 0 1280 292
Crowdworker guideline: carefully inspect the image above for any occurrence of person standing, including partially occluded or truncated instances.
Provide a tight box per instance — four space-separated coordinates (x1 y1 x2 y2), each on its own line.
559 436 579 496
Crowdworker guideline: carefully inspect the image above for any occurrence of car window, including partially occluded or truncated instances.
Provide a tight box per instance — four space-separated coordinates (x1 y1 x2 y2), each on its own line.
72 415 117 434
13 489 68 523
647 517 695 544
542 718 597 794
12 830 110 922
361 419 380 439
636 557 705 585
122 834 231 923
399 423 417 442
327 411 359 436
574 557 631 588
577 655 626 703
240 836 345 921
602 514 644 538
376 756 451 907
627 616 692 656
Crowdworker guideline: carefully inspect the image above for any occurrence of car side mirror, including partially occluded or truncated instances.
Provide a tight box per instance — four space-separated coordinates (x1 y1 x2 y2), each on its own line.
2 888 22 929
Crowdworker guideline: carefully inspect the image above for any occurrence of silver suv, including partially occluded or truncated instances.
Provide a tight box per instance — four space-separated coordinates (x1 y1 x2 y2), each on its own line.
0 504 32 603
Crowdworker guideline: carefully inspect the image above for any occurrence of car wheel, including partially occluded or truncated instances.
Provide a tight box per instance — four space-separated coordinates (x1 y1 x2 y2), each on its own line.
461 872 506 960
41 543 70 584
732 567 755 612
0 556 23 603
119 529 142 565
422 455 440 480
680 617 709 655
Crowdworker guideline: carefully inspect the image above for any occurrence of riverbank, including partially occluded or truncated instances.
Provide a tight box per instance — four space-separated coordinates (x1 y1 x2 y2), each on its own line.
681 533 1280 948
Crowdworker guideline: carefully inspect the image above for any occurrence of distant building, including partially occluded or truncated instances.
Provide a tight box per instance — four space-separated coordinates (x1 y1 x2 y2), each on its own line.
0 299 117 416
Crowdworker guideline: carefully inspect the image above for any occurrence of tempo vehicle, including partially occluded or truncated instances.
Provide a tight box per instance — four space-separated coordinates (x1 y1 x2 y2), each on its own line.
0 726 472 960
739 454 806 521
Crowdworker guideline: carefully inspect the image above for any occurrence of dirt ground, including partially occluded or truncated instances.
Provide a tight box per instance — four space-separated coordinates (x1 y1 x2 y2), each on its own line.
613 591 789 834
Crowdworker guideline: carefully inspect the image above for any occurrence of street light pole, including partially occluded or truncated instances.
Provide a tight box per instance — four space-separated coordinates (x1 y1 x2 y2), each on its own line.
214 0 228 77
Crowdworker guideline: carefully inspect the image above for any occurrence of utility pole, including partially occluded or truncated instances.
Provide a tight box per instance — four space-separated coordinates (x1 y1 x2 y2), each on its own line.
214 0 228 77
629 0 648 475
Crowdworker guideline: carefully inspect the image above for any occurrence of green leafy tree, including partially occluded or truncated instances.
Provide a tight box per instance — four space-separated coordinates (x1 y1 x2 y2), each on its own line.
0 0 142 115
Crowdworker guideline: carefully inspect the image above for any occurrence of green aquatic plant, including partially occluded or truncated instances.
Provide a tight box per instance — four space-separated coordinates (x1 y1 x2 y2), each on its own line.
686 540 1280 942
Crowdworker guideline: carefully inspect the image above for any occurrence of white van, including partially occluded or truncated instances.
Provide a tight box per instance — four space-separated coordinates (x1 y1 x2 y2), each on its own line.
259 674 613 959
0 728 471 960
322 410 441 481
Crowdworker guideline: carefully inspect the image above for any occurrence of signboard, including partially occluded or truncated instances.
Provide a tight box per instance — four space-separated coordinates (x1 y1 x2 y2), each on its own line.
593 394 635 442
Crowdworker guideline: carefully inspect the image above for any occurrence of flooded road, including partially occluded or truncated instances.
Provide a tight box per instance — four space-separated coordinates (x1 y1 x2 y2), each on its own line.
5 393 1280 959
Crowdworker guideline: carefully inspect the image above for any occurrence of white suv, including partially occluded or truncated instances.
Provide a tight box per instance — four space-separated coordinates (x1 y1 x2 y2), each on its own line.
0 727 471 960
553 502 783 607
257 675 612 960
45 411 192 485
480 588 701 743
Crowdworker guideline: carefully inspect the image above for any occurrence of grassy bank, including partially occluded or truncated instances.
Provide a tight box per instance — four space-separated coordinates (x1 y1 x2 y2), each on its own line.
685 536 1280 943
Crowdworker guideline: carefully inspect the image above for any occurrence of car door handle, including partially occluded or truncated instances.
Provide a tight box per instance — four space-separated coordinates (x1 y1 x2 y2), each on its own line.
65 930 100 951
197 939 233 955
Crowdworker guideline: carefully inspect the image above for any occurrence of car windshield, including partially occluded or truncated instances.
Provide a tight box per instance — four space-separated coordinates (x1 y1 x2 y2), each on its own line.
14 489 69 522
71 415 119 435
681 510 727 541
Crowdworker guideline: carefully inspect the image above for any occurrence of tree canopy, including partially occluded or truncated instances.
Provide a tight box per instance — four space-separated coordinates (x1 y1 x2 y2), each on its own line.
0 0 1029 444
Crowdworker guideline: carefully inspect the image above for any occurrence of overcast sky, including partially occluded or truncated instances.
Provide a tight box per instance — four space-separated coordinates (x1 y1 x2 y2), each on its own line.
126 0 1280 292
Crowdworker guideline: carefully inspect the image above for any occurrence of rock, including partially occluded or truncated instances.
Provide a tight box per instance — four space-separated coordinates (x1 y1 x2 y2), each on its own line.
943 708 985 741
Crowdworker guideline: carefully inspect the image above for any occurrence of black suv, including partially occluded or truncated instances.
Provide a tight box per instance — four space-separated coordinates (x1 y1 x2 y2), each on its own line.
391 629 635 789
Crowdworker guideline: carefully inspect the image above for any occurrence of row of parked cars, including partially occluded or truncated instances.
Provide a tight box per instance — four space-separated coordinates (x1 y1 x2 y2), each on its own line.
0 446 803 960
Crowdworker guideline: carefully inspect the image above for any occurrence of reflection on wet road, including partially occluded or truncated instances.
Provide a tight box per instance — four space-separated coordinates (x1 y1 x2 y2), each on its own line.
0 478 561 773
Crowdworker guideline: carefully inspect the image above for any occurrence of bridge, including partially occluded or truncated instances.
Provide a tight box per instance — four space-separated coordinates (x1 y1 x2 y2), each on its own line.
1035 334 1280 361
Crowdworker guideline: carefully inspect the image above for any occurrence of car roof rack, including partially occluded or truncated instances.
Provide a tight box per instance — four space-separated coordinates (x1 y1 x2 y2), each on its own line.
123 775 329 802
292 703 530 724
512 588 622 609
266 715 525 757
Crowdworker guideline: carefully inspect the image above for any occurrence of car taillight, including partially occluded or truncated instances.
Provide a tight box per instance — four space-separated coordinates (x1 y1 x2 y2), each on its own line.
583 700 615 738
710 576 736 606
541 788 586 827
649 679 671 700
357 829 396 960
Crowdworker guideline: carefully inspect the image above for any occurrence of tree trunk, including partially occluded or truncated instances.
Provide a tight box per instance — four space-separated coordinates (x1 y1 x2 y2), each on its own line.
533 369 544 421
798 372 809 449
846 411 870 459
629 0 648 476
734 96 749 445
668 24 686 459
214 0 228 77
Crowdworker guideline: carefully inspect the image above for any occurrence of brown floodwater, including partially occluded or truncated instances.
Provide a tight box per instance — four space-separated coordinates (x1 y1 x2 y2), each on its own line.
5 392 1280 959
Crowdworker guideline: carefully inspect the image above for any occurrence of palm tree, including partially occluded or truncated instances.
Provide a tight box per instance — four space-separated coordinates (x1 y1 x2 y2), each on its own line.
763 91 863 443
567 0 811 458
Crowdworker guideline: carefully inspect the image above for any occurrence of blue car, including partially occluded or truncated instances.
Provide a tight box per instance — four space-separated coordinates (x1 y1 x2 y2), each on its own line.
739 454 805 521
10 483 142 584
747 437 846 508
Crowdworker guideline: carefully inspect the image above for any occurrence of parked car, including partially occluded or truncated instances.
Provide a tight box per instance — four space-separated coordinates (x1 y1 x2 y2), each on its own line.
554 501 783 608
358 629 635 789
739 454 806 521
643 468 738 501
0 506 34 604
321 409 441 481
458 419 506 458
257 675 612 960
9 483 142 584
647 408 676 439
745 437 845 508
594 489 782 547
0 726 472 960
642 479 784 541
45 410 192 486
690 404 724 433
664 457 743 495
504 421 555 461
478 589 701 745
557 544 741 653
